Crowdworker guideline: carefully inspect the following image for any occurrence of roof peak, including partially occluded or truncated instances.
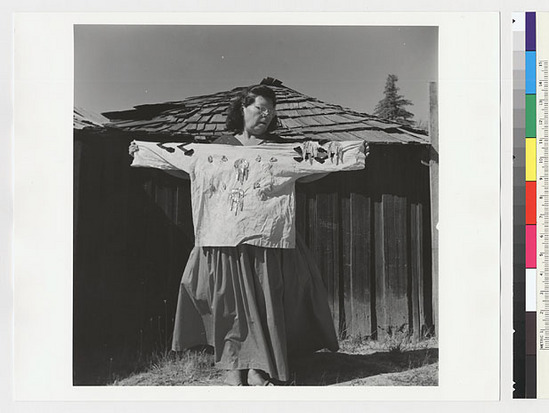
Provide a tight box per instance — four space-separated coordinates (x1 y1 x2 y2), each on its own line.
260 77 283 87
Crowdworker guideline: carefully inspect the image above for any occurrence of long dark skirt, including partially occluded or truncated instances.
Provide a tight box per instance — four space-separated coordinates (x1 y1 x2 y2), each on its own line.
171 235 339 381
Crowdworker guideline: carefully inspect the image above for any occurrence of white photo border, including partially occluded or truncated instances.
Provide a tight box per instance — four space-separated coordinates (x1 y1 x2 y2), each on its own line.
13 12 500 401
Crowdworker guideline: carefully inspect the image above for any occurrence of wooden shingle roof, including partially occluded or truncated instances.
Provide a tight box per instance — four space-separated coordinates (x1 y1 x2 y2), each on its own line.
74 107 109 130
80 78 429 145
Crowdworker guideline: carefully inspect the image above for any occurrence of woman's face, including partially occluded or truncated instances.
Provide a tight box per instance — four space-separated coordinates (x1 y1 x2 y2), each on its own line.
242 95 276 136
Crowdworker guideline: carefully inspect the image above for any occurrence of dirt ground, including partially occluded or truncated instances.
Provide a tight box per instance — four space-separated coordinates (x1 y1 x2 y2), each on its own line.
114 339 438 387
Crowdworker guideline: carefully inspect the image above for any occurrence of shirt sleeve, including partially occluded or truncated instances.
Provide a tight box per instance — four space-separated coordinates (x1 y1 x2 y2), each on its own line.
291 140 366 177
130 140 195 174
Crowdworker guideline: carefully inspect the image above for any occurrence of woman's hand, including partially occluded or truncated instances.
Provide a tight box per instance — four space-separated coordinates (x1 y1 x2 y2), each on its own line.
363 141 370 159
129 141 139 157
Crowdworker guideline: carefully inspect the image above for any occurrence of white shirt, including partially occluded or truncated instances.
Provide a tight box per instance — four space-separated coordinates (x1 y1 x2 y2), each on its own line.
131 140 366 248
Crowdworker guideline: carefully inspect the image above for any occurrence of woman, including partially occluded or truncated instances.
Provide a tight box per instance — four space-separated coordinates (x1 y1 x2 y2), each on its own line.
130 85 367 386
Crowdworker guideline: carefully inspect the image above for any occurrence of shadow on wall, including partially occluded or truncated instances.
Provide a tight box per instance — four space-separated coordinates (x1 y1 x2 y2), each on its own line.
73 130 194 385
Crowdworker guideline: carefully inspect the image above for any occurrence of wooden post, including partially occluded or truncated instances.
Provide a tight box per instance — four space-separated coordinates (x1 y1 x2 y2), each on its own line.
429 82 439 337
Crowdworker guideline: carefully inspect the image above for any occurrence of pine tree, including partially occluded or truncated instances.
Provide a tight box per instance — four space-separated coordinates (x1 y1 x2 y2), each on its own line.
373 74 414 125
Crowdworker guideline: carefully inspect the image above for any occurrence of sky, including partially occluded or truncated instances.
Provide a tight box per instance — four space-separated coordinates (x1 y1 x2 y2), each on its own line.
75 25 437 124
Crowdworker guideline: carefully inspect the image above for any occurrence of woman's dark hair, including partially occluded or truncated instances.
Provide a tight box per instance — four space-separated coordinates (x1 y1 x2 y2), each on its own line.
225 85 279 133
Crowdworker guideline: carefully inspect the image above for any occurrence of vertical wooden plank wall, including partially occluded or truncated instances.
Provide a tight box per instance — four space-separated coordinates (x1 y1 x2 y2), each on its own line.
299 181 341 333
73 132 194 383
296 144 433 340
349 192 372 337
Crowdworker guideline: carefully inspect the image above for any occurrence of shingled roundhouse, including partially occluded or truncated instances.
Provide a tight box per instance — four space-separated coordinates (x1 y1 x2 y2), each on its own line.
73 78 436 384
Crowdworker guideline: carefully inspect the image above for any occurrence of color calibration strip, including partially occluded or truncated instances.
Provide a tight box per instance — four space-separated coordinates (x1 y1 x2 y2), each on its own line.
514 11 539 398
515 11 549 399
526 11 537 398
513 12 527 398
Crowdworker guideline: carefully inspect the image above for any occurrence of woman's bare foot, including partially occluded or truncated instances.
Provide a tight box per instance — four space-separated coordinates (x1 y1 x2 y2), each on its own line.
224 369 245 386
247 369 274 386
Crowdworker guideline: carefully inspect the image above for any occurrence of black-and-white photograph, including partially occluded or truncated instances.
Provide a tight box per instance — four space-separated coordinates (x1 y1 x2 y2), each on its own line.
73 24 438 387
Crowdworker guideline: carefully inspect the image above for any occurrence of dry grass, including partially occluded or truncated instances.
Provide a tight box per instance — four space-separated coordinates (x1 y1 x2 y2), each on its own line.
113 349 223 386
113 333 438 387
339 328 437 355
